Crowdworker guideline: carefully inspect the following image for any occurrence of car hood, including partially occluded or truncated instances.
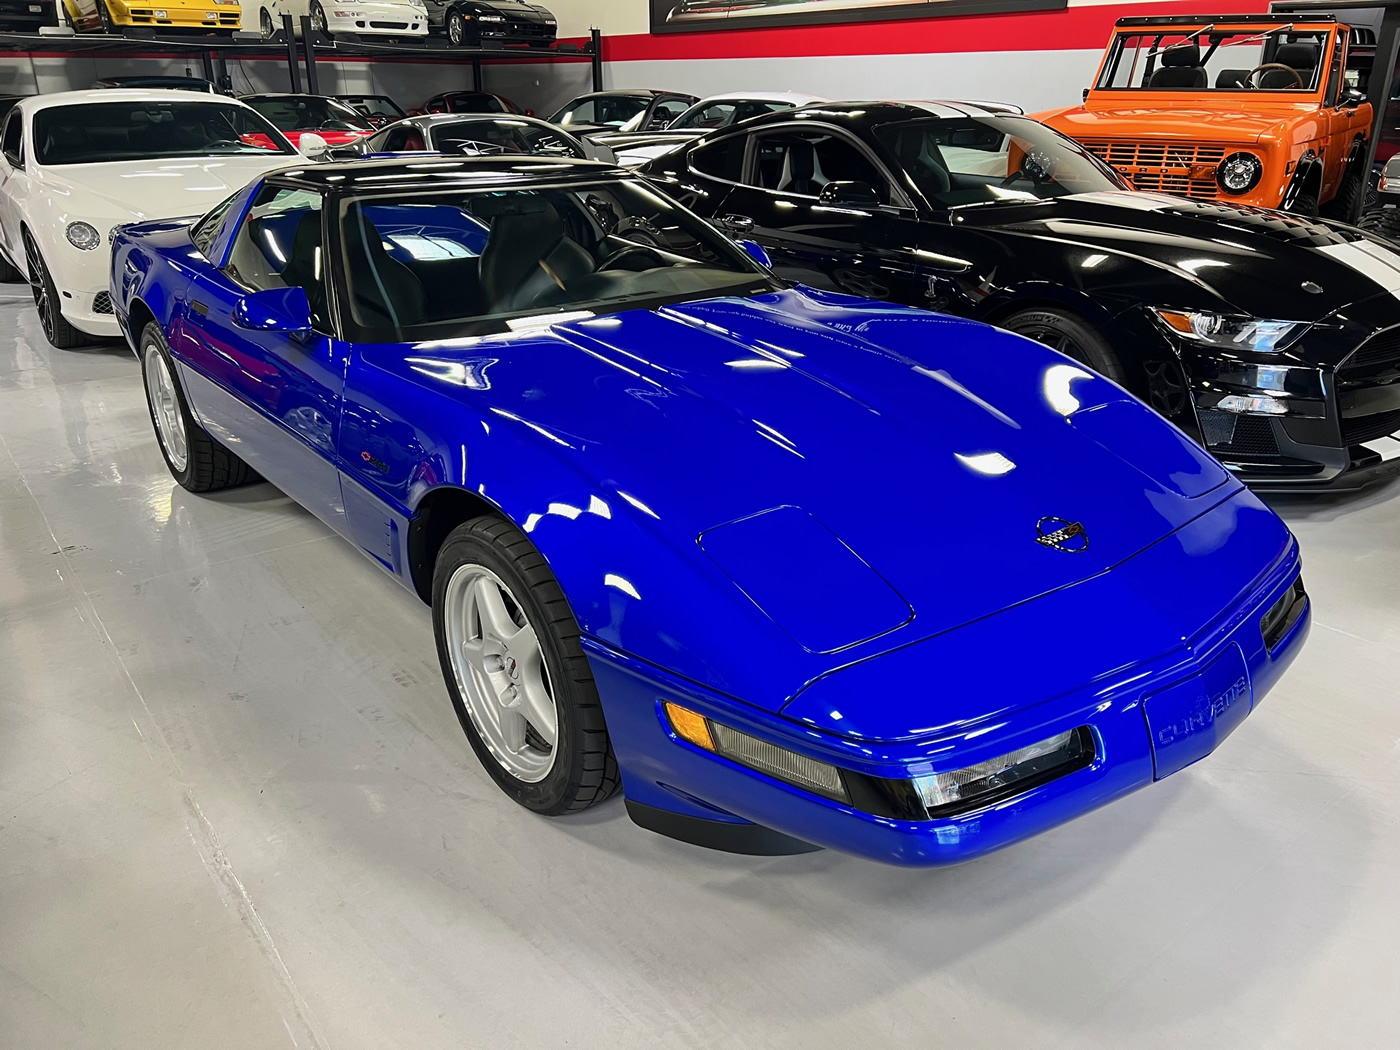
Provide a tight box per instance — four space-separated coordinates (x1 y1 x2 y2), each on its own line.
384 288 1238 710
953 190 1400 333
1040 102 1305 144
481 1 553 22
39 155 295 222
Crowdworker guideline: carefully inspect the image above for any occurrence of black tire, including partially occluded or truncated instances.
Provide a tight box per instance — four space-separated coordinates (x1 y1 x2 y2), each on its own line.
23 232 86 350
0 250 20 283
999 306 1126 383
1289 192 1320 218
445 9 464 45
1359 206 1400 243
259 6 275 39
432 515 619 815
1322 166 1364 224
96 0 114 32
138 322 256 493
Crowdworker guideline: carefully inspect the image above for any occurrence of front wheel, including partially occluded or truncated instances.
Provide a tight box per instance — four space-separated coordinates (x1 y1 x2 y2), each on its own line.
310 0 327 34
140 323 256 492
445 9 465 45
432 515 619 814
23 233 85 350
999 306 1126 384
259 6 275 39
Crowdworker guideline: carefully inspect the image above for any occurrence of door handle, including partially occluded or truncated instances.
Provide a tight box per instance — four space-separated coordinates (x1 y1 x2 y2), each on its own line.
718 214 754 232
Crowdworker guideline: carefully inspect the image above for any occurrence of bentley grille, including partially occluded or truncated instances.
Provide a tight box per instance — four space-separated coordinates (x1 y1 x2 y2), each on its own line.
1082 141 1230 200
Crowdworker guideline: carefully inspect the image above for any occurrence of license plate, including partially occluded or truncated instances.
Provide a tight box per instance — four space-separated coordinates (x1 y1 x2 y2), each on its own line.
1142 645 1252 780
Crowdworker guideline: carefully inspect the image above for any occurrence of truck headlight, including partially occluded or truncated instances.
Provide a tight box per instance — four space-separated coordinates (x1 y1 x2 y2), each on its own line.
1217 151 1262 194
66 222 102 251
1155 309 1307 352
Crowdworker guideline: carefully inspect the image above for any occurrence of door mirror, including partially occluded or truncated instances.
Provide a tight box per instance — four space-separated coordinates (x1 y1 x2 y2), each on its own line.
232 287 314 333
1340 87 1366 109
297 132 330 159
1082 86 1090 102
818 181 881 208
736 238 772 269
584 140 617 165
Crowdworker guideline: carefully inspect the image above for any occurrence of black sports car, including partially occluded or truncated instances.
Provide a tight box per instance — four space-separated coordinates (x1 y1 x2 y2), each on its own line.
547 89 698 140
423 0 556 47
641 100 1400 491
0 0 54 32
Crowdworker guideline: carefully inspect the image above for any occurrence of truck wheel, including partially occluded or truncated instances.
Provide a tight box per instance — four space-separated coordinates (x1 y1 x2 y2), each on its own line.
1359 207 1400 244
1322 168 1364 224
1289 193 1320 218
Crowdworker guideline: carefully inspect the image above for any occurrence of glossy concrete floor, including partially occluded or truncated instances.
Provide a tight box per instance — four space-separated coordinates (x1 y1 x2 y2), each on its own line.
2 288 1398 1050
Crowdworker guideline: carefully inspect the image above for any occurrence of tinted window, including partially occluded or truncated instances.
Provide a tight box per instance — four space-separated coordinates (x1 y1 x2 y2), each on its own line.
342 96 403 118
191 192 238 258
689 135 745 181
450 94 506 114
2 109 21 167
381 124 428 152
647 98 690 128
226 186 329 330
33 102 295 165
339 179 775 339
549 96 649 127
748 129 891 202
245 95 373 132
434 120 583 158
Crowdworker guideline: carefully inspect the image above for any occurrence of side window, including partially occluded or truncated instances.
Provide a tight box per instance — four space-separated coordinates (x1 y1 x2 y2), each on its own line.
561 100 595 124
648 98 689 129
2 110 22 169
190 192 238 259
687 102 737 129
747 130 892 202
225 185 328 330
732 101 791 124
689 134 746 182
383 125 424 151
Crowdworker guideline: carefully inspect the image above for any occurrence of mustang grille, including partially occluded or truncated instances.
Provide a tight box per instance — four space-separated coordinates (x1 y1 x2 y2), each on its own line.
1342 327 1400 372
1199 411 1280 456
1082 140 1231 200
1341 408 1400 446
92 292 112 315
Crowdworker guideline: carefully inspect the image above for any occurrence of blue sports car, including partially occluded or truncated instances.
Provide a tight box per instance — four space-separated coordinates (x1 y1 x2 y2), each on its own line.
111 156 1310 865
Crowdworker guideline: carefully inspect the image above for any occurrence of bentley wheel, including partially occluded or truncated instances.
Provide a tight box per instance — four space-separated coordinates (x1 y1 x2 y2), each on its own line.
446 10 464 45
433 515 619 814
1000 306 1126 384
23 233 84 350
140 323 256 492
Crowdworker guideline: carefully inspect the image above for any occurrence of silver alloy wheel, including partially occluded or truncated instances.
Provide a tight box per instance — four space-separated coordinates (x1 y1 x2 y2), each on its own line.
444 564 558 782
144 343 188 472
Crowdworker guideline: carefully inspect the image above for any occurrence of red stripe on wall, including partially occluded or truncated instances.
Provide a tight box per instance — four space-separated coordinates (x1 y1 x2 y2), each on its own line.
601 0 1269 61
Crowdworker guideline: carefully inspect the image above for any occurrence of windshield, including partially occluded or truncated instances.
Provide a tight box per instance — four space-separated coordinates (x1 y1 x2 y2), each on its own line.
343 96 403 118
33 102 296 165
671 98 794 130
875 115 1124 207
337 179 774 338
1097 28 1329 91
548 95 650 128
433 120 584 158
245 96 374 133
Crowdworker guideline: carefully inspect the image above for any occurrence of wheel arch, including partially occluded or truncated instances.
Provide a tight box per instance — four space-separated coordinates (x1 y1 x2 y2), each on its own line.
1283 149 1324 210
407 484 504 603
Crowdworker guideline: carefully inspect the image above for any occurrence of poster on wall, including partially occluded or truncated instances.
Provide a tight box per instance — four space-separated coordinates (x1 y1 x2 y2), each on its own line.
650 0 1068 34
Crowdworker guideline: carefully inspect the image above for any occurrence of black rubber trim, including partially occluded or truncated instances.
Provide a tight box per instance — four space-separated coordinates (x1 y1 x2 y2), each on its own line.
624 799 822 856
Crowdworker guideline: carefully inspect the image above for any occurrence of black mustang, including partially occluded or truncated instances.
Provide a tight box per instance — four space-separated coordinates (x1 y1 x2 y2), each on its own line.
641 101 1400 491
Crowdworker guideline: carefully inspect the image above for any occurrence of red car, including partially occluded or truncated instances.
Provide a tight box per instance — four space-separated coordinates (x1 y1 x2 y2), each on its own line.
410 91 531 117
240 93 376 149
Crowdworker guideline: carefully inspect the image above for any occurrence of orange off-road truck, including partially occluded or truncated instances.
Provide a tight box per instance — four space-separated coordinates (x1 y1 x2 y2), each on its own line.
1036 14 1371 221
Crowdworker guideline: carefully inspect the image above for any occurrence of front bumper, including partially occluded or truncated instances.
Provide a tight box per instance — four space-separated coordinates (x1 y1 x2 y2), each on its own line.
111 0 241 29
589 490 1307 866
324 1 427 35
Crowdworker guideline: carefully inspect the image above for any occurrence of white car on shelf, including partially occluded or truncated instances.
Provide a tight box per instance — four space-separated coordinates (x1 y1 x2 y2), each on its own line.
0 89 321 349
249 0 427 39
597 90 828 166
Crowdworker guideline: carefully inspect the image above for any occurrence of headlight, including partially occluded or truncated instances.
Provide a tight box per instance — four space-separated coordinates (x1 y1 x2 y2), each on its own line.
913 729 1092 814
1155 308 1307 352
212 0 239 5
1217 152 1262 195
66 222 102 251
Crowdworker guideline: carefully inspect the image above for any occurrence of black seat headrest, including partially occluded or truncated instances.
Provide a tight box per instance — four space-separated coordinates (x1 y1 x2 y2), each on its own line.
1159 43 1202 67
1216 68 1251 88
1274 42 1319 69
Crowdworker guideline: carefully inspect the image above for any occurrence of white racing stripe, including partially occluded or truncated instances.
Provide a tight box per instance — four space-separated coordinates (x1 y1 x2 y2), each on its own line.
1316 240 1400 299
1362 433 1400 462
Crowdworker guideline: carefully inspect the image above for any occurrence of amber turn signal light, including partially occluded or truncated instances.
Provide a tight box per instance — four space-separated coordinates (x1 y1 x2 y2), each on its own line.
664 702 715 751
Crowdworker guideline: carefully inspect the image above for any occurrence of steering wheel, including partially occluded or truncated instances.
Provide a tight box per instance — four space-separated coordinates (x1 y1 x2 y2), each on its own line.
596 243 667 272
1000 147 1058 186
1247 63 1302 89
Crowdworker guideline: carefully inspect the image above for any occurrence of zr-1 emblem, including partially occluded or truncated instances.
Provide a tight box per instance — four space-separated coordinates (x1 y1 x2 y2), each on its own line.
1036 517 1089 553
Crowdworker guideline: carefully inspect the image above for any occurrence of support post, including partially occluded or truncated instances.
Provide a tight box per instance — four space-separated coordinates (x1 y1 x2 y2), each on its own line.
213 50 230 94
200 51 215 85
471 56 482 92
283 15 302 93
590 27 602 92
299 15 319 95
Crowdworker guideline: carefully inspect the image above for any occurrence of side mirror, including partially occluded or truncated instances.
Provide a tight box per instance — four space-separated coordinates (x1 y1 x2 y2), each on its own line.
298 132 329 159
1082 86 1090 102
232 286 314 334
1341 87 1366 109
736 238 772 269
583 140 617 164
818 181 881 208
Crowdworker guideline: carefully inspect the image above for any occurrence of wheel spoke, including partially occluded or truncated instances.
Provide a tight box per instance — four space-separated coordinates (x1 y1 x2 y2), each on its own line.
498 709 528 753
517 656 558 748
474 576 518 639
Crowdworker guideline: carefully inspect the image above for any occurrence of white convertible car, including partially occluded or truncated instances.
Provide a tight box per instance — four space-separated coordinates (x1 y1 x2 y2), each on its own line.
0 90 319 349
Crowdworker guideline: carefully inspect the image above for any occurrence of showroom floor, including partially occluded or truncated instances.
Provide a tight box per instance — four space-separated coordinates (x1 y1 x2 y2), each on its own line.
1 287 1398 1050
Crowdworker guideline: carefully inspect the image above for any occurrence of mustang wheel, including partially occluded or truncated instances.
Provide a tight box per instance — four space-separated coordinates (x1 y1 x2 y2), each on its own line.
433 515 619 814
1000 307 1126 384
23 232 84 350
140 322 256 492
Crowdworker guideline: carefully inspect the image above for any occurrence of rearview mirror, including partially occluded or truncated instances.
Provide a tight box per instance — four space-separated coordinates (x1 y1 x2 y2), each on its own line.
232 287 314 334
818 181 881 208
736 238 772 269
298 132 329 159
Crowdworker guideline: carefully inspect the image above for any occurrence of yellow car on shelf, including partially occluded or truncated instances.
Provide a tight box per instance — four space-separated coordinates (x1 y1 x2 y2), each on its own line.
63 0 241 34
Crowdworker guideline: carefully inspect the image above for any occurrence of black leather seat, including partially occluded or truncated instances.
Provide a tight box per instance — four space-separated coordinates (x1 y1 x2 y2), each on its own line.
1259 42 1318 88
476 198 594 314
344 208 425 329
777 139 823 196
1148 44 1208 88
893 128 951 197
277 210 329 328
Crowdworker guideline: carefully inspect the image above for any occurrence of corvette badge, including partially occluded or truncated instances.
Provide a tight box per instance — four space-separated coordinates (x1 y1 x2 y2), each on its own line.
1036 517 1089 553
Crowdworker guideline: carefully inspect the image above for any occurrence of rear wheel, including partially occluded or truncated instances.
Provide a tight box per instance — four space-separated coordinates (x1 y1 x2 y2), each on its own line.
23 232 85 350
445 9 465 45
140 322 256 492
310 0 327 34
432 515 619 815
96 0 115 32
999 306 1126 384
1289 192 1320 218
1322 166 1364 224
1360 206 1400 243
259 6 275 39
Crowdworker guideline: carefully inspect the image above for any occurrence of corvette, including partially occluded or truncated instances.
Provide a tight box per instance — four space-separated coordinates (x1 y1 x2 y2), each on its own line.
0 90 304 349
112 156 1309 865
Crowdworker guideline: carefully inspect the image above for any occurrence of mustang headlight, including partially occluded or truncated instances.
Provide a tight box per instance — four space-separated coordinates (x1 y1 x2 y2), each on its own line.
1217 152 1262 195
66 222 102 251
1155 308 1307 352
913 729 1092 814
